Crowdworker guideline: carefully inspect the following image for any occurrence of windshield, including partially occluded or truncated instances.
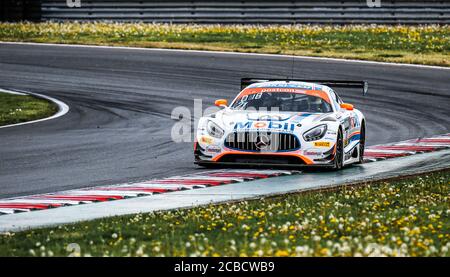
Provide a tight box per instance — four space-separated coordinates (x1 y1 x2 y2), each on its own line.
231 92 333 113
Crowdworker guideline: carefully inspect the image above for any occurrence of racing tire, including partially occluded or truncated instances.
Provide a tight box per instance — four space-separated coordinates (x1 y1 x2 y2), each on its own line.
332 129 344 170
356 124 365 164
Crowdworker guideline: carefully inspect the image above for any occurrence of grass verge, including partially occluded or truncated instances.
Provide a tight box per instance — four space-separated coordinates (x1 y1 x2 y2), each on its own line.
0 22 449 66
0 169 449 257
0 93 57 126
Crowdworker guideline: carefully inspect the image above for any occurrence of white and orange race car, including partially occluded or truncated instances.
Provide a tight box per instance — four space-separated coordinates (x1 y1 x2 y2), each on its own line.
194 78 367 169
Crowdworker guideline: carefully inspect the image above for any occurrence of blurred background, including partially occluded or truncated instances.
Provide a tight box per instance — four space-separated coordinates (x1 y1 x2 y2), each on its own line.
1 0 449 24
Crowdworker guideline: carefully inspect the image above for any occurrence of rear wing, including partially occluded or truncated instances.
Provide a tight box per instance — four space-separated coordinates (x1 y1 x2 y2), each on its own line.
241 78 368 95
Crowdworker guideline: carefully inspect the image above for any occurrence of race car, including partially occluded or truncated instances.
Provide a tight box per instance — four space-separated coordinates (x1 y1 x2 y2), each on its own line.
194 78 367 169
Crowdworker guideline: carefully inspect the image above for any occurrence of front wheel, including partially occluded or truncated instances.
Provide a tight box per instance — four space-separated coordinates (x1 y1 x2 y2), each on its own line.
332 129 344 170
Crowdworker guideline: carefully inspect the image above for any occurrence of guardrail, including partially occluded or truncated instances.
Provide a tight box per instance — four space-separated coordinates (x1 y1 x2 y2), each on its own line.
2 0 450 24
1 0 41 21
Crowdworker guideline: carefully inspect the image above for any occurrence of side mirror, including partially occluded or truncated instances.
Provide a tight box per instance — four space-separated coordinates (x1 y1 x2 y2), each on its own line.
340 103 354 111
215 99 228 108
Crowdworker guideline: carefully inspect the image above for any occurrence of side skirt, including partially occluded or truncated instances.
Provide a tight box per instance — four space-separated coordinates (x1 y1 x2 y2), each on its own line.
344 142 361 166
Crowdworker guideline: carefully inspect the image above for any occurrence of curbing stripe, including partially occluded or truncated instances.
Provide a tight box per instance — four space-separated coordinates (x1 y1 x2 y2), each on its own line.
369 145 441 152
365 149 415 154
416 138 450 143
166 176 243 182
65 190 146 198
93 187 178 193
2 199 82 206
0 203 59 210
149 179 232 186
30 195 123 202
206 172 272 178
396 142 450 148
0 133 448 216
131 183 200 190
364 152 411 158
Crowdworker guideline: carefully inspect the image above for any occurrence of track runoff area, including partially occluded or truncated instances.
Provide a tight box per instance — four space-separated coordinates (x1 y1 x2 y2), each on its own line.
0 133 448 216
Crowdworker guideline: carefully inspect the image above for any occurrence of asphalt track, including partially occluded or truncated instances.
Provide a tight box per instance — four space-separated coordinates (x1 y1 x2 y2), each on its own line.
0 43 449 199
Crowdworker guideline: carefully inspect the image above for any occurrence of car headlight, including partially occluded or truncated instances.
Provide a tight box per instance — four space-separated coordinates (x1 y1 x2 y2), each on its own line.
303 124 328 142
206 121 224 138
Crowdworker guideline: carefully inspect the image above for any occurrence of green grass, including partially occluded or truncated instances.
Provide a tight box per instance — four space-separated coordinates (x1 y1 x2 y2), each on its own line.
0 22 449 66
0 93 57 126
0 170 448 257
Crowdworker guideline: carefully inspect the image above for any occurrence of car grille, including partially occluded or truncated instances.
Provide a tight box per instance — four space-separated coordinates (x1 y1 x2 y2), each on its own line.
224 131 300 152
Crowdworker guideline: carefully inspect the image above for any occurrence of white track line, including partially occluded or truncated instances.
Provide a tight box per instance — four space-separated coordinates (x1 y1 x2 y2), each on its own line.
1 41 449 71
124 183 200 190
66 190 152 197
165 176 244 182
395 142 450 148
0 89 70 129
0 208 31 214
0 209 17 215
364 149 415 154
0 88 27 95
139 182 207 189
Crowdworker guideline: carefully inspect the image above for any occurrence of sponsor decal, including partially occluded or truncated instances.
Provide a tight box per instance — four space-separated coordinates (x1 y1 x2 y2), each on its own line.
303 150 322 156
234 121 252 129
254 122 267 128
313 141 331 147
206 145 221 153
353 113 360 127
346 132 361 145
344 131 360 146
260 88 304 93
298 113 313 117
234 121 296 132
350 116 358 128
237 87 331 103
200 135 214 144
250 82 313 90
